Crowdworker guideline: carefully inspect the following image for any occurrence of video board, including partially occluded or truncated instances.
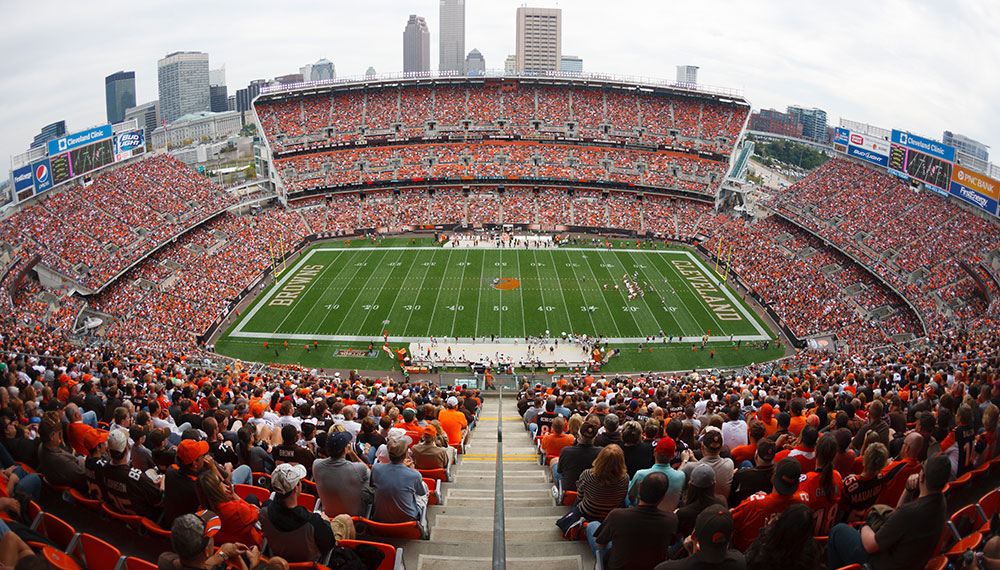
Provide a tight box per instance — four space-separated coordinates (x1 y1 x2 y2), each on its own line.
887 129 955 195
50 153 72 186
70 138 114 175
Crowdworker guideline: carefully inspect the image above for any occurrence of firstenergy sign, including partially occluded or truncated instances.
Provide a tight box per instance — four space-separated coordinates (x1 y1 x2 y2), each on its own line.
950 165 1000 217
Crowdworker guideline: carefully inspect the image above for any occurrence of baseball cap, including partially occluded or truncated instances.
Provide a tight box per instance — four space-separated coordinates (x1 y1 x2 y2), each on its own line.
401 408 416 422
171 511 221 559
271 463 307 494
446 396 459 407
654 436 676 458
251 402 265 416
772 457 802 495
84 429 108 452
108 429 129 453
689 464 716 488
387 434 411 459
693 505 734 563
755 439 776 462
700 431 723 453
423 425 437 438
579 422 598 441
326 431 352 456
176 439 210 465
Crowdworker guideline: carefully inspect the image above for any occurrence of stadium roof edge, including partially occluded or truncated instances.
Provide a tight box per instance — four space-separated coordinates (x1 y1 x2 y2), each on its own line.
255 70 749 106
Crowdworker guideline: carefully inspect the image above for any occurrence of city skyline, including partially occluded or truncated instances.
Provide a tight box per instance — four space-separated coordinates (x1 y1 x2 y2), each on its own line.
1 0 998 178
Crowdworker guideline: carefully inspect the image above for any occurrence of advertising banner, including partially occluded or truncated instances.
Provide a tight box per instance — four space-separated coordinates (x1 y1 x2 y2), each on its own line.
834 128 850 146
31 158 53 194
891 129 955 162
950 165 1000 217
47 124 112 157
848 144 888 167
12 165 33 194
845 132 890 167
113 130 145 162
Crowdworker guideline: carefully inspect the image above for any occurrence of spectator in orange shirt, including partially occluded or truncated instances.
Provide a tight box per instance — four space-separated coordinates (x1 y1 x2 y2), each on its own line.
438 396 468 447
65 403 97 456
788 400 807 437
542 417 575 466
731 422 766 467
757 403 778 437
396 408 423 447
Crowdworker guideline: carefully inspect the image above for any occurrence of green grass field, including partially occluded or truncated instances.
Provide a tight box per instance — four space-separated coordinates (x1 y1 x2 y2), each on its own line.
214 241 783 371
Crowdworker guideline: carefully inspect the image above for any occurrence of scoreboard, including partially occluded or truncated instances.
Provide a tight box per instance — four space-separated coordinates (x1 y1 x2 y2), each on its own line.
70 138 114 176
50 153 72 185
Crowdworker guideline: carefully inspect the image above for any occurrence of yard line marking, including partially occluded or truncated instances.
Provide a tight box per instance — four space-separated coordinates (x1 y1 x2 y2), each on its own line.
563 248 599 334
589 250 643 335
270 250 348 335
515 250 527 339
611 249 678 338
352 250 406 336
425 249 454 337
531 250 551 334
547 249 578 337
449 249 470 336
473 248 485 338
574 249 623 337
374 250 421 336
401 250 435 334
498 248 503 338
640 251 703 337
329 249 392 336
628 250 686 336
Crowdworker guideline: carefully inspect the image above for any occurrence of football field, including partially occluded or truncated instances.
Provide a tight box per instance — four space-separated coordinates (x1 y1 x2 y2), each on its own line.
222 244 773 345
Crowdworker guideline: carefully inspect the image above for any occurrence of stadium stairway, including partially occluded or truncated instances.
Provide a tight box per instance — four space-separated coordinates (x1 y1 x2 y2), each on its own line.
400 394 591 570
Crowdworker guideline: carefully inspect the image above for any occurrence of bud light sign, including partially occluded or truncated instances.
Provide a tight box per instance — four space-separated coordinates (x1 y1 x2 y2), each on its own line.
12 166 33 193
113 130 145 162
31 159 53 194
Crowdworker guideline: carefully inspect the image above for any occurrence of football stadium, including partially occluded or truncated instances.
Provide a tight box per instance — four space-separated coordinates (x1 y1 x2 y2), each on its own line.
0 4 999 570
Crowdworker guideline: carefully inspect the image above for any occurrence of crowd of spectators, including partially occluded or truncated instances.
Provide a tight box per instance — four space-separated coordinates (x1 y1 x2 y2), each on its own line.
771 157 1000 339
525 325 1000 568
0 156 234 290
275 142 725 195
255 83 748 157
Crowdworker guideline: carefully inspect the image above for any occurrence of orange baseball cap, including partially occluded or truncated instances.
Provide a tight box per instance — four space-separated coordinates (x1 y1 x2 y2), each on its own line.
177 439 209 465
84 429 109 452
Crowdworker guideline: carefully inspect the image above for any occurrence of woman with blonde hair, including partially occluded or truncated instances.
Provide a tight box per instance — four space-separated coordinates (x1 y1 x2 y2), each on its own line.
566 414 583 439
975 404 1000 466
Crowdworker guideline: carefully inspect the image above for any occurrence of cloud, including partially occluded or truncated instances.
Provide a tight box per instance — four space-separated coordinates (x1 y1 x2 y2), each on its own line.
1 0 998 181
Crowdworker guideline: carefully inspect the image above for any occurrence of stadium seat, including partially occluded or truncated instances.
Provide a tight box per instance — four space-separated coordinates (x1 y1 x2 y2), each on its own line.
78 533 126 570
101 503 144 530
37 546 82 570
352 516 428 540
140 518 171 541
924 556 948 570
27 500 42 530
422 478 441 506
976 489 999 532
834 565 864 570
38 512 80 553
68 488 102 512
251 472 272 489
125 557 157 570
235 484 272 504
948 504 984 541
943 532 983 561
416 467 450 482
338 539 402 570
298 492 318 512
300 478 317 495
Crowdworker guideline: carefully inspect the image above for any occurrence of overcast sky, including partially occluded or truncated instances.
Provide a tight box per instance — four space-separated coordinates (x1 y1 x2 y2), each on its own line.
2 0 998 180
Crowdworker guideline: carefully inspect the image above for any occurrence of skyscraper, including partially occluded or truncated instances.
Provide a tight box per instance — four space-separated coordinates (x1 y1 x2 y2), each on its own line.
465 49 486 74
676 65 699 85
30 121 67 149
209 65 226 88
440 0 465 73
125 101 160 136
105 71 136 125
943 131 989 162
157 51 210 124
515 7 561 73
210 85 229 113
786 105 828 142
560 55 583 73
403 15 431 73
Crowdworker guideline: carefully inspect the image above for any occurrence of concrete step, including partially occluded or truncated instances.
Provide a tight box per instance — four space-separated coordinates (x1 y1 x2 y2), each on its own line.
417 554 582 570
435 515 558 531
445 495 553 507
448 488 551 499
430 526 565 543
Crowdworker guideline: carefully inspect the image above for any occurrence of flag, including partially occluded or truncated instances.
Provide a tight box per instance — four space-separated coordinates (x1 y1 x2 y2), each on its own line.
382 342 393 358
162 118 168 133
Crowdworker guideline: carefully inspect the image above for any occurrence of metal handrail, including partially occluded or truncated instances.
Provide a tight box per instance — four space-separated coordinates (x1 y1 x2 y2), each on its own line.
493 388 506 570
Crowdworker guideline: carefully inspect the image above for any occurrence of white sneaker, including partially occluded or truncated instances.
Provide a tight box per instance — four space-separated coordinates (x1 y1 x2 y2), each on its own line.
551 485 560 499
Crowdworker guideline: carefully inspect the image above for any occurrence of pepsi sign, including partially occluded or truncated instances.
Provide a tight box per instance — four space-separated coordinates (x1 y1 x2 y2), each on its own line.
31 159 53 194
12 165 33 193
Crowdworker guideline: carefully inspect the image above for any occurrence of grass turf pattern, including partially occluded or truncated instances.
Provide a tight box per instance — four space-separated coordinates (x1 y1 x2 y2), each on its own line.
223 244 772 344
